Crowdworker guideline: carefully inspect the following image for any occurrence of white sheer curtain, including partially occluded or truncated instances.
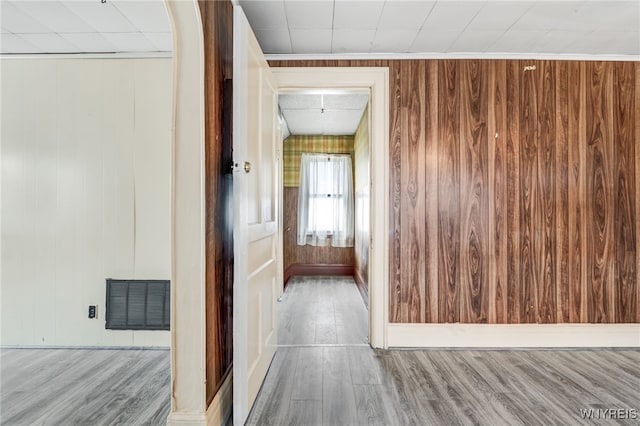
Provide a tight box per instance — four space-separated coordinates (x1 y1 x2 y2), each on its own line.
297 153 354 247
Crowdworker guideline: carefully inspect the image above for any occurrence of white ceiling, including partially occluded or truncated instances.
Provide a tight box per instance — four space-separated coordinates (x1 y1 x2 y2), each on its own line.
0 0 172 54
240 0 640 57
1 0 637 57
279 92 369 136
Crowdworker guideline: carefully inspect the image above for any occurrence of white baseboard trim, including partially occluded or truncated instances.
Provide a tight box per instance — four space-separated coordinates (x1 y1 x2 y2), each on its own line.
166 411 207 426
206 371 233 426
387 323 640 348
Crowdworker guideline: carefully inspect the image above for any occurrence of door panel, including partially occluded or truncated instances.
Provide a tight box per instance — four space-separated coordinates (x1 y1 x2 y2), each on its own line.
233 6 279 425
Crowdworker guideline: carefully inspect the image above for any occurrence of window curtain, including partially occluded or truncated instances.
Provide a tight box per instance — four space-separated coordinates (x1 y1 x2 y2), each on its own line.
297 153 354 247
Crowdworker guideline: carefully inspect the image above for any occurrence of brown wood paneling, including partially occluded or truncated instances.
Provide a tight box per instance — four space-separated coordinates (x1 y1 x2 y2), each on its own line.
270 59 640 326
459 60 489 323
555 61 570 323
283 188 355 272
389 61 402 323
613 62 637 323
506 60 521 324
437 60 460 323
488 60 508 324
636 63 640 323
200 0 233 404
536 60 557 324
400 61 426 323
586 62 615 323
519 60 538 323
517 60 557 323
568 61 588 322
425 61 439 323
284 264 354 285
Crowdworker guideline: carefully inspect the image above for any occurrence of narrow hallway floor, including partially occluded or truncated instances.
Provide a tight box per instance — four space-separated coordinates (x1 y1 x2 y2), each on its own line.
277 276 368 346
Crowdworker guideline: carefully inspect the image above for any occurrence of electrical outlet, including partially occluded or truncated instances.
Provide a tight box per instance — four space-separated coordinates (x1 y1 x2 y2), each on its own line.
88 305 97 319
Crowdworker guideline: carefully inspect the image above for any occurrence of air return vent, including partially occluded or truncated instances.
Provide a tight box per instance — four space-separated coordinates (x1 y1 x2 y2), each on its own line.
105 279 170 330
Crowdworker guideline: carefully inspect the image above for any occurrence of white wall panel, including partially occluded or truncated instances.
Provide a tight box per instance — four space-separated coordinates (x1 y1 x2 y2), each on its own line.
1 58 172 347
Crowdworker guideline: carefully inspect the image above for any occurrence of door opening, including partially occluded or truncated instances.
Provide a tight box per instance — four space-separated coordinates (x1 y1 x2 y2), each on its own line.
272 67 390 350
277 90 371 346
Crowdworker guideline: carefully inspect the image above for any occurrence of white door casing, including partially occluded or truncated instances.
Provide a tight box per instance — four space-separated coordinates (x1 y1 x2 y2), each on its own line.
273 68 390 350
233 6 279 425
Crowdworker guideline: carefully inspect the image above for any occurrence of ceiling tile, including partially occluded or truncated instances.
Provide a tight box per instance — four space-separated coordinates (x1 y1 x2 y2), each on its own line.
284 1 334 30
279 94 322 109
448 30 504 52
12 1 94 33
240 1 287 30
377 1 436 30
290 29 332 53
100 32 157 52
409 30 459 52
59 33 117 53
110 0 171 33
565 31 640 55
332 29 375 53
422 1 485 32
61 1 136 33
284 110 324 134
572 2 640 32
143 32 173 52
526 30 582 54
466 1 534 30
322 110 363 134
323 94 368 110
510 2 582 31
254 29 292 54
333 1 384 30
488 29 549 53
0 34 43 53
371 30 418 53
1 1 53 34
19 33 81 53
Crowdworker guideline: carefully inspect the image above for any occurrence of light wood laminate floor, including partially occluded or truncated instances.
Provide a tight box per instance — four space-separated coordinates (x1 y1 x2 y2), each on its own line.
248 276 640 425
0 348 170 425
278 276 368 346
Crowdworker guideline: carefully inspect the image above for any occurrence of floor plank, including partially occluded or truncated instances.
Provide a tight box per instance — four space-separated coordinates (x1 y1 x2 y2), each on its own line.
0 348 170 425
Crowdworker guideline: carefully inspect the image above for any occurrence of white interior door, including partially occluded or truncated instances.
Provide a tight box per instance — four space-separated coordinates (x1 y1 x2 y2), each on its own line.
233 6 279 425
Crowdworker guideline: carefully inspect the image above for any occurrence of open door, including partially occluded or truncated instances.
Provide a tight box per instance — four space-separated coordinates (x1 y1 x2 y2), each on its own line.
233 6 279 425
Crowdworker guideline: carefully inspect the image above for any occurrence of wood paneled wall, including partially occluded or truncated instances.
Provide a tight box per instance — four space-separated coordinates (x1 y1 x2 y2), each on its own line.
354 106 370 297
270 59 639 325
200 0 234 404
283 187 355 273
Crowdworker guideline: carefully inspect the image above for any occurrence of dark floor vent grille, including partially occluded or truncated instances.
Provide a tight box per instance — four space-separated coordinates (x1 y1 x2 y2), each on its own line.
106 279 170 330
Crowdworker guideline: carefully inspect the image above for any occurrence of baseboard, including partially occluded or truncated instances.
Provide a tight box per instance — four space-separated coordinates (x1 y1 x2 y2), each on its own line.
206 370 233 426
387 323 640 348
166 412 207 426
284 263 353 286
352 268 368 308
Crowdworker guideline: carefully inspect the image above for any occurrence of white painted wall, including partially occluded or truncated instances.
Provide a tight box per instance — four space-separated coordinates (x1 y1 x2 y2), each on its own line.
1 58 172 347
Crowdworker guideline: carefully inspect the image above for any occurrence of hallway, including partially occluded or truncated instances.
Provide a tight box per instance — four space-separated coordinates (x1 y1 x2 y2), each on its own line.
247 277 640 425
278 276 368 346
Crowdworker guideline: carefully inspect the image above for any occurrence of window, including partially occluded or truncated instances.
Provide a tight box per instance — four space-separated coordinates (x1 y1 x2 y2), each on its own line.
297 153 354 247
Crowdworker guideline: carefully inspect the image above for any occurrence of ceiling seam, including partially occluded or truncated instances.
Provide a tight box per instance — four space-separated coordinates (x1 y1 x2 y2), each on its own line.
446 2 489 53
407 0 439 53
330 0 336 53
282 0 294 55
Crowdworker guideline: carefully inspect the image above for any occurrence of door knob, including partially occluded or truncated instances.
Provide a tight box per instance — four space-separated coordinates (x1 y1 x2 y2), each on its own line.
244 161 251 173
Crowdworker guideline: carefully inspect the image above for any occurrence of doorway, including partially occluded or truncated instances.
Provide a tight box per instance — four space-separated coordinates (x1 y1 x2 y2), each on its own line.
277 90 371 346
272 67 390 349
